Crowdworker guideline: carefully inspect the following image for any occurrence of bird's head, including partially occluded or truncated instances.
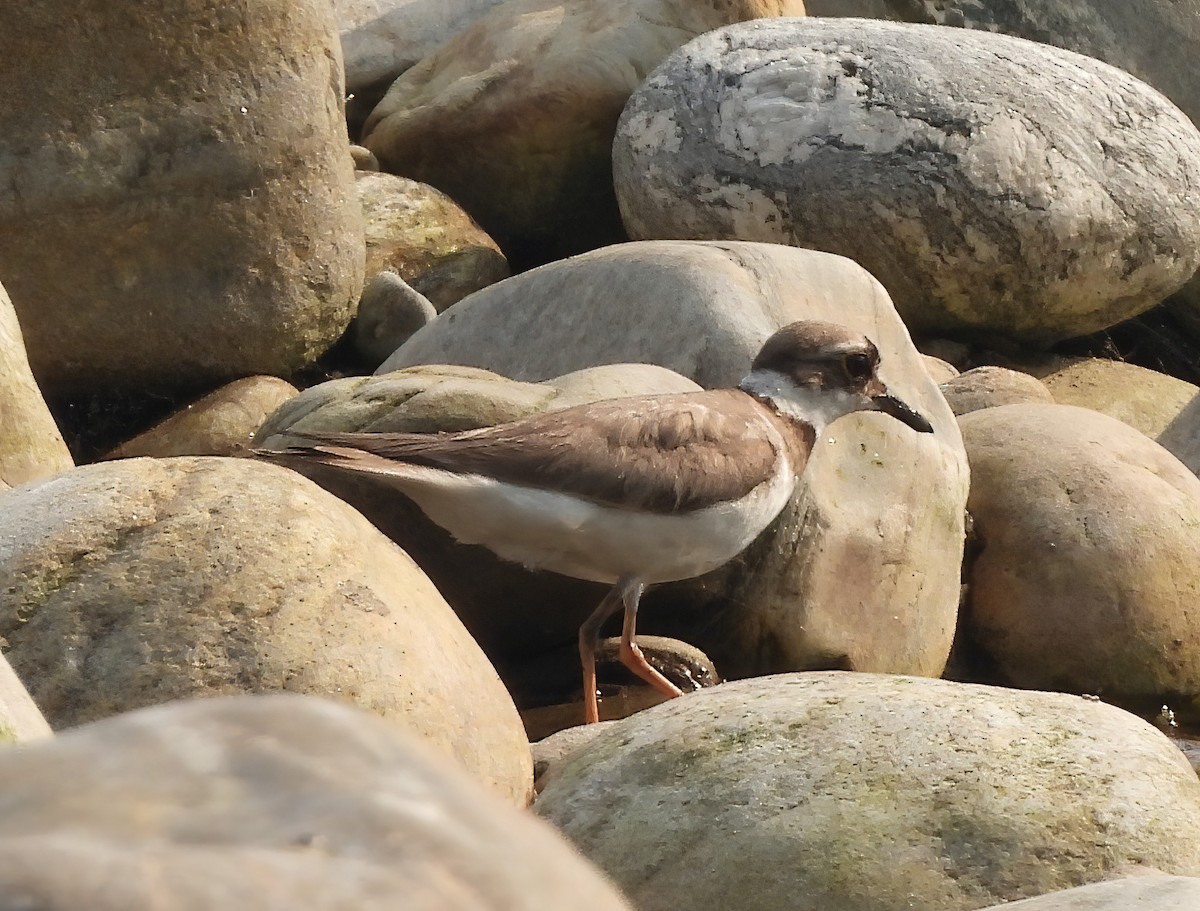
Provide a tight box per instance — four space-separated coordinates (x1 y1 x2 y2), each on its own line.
738 320 934 436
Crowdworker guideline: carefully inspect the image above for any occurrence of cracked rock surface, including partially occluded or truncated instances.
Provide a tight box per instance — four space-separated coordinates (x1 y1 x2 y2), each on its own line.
614 18 1200 345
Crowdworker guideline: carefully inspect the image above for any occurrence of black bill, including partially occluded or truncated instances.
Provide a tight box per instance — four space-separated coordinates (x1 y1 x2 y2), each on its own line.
872 394 934 434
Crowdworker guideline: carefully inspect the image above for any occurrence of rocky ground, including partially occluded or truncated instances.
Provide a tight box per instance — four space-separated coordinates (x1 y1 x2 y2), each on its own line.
2 0 1200 909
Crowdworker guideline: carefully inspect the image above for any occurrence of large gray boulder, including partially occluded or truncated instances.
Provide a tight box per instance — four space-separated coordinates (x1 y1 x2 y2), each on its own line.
536 673 1200 911
0 0 364 393
0 695 632 911
0 457 531 804
614 19 1200 345
380 242 968 681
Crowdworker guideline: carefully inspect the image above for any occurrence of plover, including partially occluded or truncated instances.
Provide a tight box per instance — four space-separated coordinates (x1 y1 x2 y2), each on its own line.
256 320 934 723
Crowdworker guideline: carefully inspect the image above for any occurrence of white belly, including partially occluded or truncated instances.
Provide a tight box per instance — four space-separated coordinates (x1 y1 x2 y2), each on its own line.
379 458 797 585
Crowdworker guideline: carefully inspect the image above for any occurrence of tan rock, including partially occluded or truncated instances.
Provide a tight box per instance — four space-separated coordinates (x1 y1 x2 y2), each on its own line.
0 694 633 911
960 404 1200 701
362 0 806 266
359 171 509 310
0 654 52 743
1028 357 1200 476
104 376 298 460
536 673 1200 911
0 457 531 804
940 366 1053 416
921 354 959 384
329 243 970 683
0 1 364 393
0 278 72 486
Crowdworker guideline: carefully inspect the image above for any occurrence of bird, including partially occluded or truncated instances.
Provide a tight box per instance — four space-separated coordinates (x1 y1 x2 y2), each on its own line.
255 320 934 724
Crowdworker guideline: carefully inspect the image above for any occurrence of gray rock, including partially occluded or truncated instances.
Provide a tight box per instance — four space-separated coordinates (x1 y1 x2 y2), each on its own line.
971 875 1200 910
0 456 531 804
0 694 633 911
940 366 1053 416
535 673 1200 911
614 19 1200 345
0 278 72 486
960 404 1200 701
371 243 971 683
352 272 438 368
104 376 299 459
0 1 364 393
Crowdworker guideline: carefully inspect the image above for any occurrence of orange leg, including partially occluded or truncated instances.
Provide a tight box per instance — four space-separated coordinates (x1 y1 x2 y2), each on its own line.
618 579 683 702
578 584 625 724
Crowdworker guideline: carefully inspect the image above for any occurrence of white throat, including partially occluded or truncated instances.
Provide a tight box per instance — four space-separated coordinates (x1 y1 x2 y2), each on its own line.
739 369 867 436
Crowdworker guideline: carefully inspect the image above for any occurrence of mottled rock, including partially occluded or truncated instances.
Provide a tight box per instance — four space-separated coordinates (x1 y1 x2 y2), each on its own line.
536 673 1200 911
0 695 632 911
0 278 72 486
352 272 438 369
336 0 508 93
940 366 1053 416
363 0 806 266
960 404 1200 702
0 457 530 803
358 171 509 311
971 875 1200 910
1029 357 1200 477
614 19 1200 344
103 376 298 460
346 243 968 683
0 1 365 393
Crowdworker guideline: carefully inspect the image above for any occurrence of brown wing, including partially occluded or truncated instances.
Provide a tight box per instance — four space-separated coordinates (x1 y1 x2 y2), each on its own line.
290 390 789 514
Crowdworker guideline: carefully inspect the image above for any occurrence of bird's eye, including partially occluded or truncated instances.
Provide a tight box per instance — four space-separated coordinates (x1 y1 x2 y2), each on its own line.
842 353 873 380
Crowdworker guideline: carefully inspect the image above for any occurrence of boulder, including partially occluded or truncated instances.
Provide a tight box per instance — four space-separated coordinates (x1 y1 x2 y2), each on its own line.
336 0 508 94
939 366 1053 416
0 695 632 911
970 875 1200 911
535 673 1200 911
0 456 531 804
0 278 72 486
613 19 1200 345
362 0 806 266
960 404 1200 704
358 171 509 311
0 0 364 393
103 376 298 460
1029 357 1200 477
357 243 969 682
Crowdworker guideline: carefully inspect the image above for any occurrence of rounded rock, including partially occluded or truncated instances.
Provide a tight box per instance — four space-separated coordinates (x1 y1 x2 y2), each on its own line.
614 19 1200 344
536 673 1200 911
0 0 365 393
0 456 531 803
960 403 1200 701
